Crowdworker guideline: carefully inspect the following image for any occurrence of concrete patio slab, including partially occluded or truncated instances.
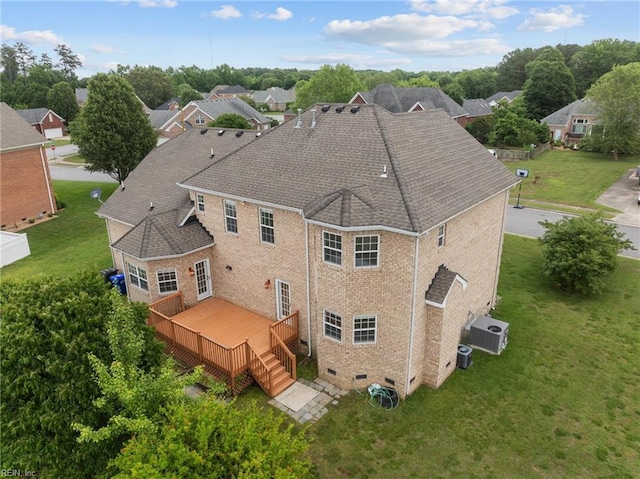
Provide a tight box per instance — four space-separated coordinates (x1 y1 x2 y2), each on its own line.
274 381 319 412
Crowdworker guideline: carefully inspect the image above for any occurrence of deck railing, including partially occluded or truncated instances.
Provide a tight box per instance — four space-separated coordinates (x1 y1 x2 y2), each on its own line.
148 296 300 396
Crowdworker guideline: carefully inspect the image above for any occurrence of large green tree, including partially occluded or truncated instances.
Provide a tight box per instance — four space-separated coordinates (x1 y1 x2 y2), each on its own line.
47 81 79 122
208 112 253 129
585 62 640 159
522 47 577 120
293 64 366 110
54 43 82 83
0 273 162 479
539 213 634 295
70 73 157 183
126 65 175 109
111 396 312 478
488 98 550 146
454 67 497 99
569 39 640 97
495 47 541 92
73 292 204 446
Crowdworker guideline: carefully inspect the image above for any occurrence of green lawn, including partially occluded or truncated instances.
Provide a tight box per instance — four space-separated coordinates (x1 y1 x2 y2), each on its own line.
303 235 640 478
504 149 638 212
61 153 86 164
0 181 117 281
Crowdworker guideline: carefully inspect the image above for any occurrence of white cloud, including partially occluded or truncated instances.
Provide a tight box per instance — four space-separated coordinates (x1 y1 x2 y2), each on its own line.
208 5 241 19
267 7 293 21
409 0 518 19
384 37 510 57
281 53 411 69
90 43 117 54
518 5 586 33
0 24 64 45
138 0 178 8
324 14 492 44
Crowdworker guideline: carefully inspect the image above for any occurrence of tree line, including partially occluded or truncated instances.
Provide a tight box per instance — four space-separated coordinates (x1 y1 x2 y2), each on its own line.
2 38 638 115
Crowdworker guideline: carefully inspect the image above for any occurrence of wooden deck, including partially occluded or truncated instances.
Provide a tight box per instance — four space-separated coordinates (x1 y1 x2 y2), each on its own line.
148 292 298 397
172 297 274 355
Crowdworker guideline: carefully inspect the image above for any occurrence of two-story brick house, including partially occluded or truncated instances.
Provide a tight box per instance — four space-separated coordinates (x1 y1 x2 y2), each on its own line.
1 102 57 229
98 103 518 397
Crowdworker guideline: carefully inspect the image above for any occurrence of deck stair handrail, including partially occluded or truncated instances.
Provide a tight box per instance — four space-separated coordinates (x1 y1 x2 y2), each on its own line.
245 340 273 394
270 310 299 350
270 330 296 380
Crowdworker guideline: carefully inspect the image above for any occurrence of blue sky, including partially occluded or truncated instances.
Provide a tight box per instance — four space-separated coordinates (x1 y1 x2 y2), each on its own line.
1 1 638 79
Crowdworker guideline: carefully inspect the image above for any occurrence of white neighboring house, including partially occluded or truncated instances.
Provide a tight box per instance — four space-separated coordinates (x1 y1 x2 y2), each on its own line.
0 231 31 267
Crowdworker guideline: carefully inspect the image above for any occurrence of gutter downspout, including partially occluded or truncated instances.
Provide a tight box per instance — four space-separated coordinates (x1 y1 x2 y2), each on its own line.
40 146 56 214
405 235 420 397
305 220 312 356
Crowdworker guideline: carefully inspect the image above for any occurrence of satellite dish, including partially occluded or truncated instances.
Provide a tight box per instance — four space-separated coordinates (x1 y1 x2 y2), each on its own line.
90 188 104 204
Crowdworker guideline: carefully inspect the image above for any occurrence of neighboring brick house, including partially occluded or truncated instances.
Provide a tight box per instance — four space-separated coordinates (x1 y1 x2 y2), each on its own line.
206 85 252 100
541 98 598 144
252 87 296 111
463 90 523 124
98 103 518 398
350 83 468 126
147 98 271 138
16 108 66 138
0 102 57 228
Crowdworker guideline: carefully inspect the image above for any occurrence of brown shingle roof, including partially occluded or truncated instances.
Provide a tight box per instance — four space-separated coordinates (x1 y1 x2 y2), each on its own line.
182 104 518 234
111 211 214 259
97 127 260 227
0 102 48 150
425 264 463 305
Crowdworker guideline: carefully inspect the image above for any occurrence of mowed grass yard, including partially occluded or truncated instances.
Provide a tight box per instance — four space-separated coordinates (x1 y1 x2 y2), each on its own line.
3 168 639 478
0 181 117 281
301 235 640 478
503 149 638 212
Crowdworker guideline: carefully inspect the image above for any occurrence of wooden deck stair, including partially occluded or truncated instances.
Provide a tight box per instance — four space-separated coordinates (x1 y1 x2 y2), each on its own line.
261 352 296 397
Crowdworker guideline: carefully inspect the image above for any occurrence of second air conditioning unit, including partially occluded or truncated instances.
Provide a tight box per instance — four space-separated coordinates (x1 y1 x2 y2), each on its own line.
468 315 509 355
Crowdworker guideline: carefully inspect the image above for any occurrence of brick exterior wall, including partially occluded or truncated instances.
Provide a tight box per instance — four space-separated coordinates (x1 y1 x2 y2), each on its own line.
0 146 56 228
34 112 65 137
103 186 509 397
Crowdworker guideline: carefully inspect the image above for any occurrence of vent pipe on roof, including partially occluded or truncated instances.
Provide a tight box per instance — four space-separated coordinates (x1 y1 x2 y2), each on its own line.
321 104 330 113
350 105 360 114
200 128 208 135
236 131 244 137
336 105 345 113
218 129 225 136
380 165 388 179
310 109 317 128
210 148 214 158
294 108 303 128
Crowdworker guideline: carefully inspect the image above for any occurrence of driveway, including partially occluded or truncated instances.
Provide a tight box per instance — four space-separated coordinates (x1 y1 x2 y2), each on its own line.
596 168 640 227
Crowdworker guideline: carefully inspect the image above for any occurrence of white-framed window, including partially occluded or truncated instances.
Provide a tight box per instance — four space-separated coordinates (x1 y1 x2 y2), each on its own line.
323 309 342 342
571 118 588 134
195 114 206 125
323 231 342 265
126 263 148 291
259 209 275 244
437 224 446 248
157 269 178 294
353 315 377 344
196 194 205 212
354 235 379 268
224 200 237 233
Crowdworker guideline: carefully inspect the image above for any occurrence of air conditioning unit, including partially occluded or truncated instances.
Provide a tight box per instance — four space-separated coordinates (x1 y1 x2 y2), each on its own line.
468 315 509 355
457 344 473 369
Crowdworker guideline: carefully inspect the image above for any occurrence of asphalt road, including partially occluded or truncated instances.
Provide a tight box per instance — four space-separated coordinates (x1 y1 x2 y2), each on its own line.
505 206 639 259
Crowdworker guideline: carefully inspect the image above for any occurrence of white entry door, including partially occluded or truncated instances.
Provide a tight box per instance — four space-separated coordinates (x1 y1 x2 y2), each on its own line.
194 259 212 301
275 279 291 319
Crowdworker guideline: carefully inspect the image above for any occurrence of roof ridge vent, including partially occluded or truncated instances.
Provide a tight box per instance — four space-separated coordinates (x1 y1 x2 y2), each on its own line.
310 108 317 128
294 108 303 128
350 105 361 114
335 105 345 113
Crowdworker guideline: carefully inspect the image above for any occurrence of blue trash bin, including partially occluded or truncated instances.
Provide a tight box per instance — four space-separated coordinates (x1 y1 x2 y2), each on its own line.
110 273 127 295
